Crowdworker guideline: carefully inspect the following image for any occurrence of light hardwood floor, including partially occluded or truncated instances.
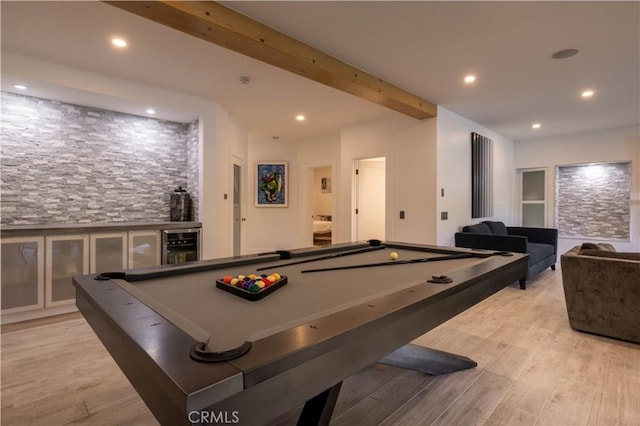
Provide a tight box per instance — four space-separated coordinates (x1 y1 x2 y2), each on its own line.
2 266 639 425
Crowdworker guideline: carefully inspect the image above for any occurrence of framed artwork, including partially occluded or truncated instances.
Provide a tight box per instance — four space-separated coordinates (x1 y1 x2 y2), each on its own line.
321 177 332 193
256 162 288 207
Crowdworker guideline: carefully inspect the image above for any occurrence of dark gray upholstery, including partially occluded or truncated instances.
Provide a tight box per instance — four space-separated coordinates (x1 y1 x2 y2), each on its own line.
484 221 508 235
455 221 558 289
463 223 491 234
561 245 640 343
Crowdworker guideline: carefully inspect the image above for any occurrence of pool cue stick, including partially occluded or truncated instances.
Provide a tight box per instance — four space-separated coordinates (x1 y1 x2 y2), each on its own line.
301 251 511 273
256 245 386 271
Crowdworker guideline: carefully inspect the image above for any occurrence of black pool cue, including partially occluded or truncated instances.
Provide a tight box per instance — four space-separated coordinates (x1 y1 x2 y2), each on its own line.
300 251 511 273
256 245 386 271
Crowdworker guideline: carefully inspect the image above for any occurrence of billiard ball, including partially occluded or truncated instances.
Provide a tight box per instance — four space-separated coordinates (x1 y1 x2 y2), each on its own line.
389 251 399 260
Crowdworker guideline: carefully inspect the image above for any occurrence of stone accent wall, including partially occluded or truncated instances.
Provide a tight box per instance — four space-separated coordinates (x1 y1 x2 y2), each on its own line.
0 92 195 226
556 162 631 240
186 120 200 221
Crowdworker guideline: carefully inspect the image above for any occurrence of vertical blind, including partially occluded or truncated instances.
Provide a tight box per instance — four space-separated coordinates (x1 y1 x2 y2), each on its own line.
471 132 493 218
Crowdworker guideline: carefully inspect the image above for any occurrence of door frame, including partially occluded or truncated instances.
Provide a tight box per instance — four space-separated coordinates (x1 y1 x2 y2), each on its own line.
352 157 386 242
232 155 246 256
308 165 334 246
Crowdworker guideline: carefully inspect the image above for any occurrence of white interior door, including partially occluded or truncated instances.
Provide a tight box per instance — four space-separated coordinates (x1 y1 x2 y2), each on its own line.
233 158 246 256
356 157 386 241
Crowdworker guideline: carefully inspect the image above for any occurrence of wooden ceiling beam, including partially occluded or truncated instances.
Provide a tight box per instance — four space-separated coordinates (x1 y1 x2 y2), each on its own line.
104 1 437 119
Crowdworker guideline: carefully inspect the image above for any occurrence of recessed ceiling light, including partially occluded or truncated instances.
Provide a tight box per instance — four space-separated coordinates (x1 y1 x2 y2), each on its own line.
463 74 476 84
111 37 128 48
581 89 594 98
551 48 579 59
295 114 306 122
13 84 27 90
532 123 541 129
146 109 155 115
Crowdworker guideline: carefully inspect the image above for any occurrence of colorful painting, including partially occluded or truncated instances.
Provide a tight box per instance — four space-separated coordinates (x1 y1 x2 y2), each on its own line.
256 162 287 207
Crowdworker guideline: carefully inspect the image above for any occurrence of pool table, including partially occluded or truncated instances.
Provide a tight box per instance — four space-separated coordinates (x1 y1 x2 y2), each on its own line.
73 241 527 425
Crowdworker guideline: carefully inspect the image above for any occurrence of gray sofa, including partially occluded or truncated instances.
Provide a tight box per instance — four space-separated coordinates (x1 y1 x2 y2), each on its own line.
561 244 640 344
454 221 558 289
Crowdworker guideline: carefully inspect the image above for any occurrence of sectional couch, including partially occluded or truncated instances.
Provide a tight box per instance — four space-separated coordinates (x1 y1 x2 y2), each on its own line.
454 221 558 289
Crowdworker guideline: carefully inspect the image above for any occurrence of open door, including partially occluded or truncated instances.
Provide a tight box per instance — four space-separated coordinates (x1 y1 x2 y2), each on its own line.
355 157 386 241
311 166 333 246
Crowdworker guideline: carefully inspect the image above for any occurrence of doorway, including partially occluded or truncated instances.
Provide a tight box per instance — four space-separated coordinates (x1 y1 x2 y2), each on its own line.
355 157 386 241
311 166 333 246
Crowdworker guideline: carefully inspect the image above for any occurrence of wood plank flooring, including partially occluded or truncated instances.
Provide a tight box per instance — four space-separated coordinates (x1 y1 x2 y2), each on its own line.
2 266 639 425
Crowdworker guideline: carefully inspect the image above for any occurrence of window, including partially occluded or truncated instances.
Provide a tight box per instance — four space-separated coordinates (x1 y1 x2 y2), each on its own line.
520 168 546 227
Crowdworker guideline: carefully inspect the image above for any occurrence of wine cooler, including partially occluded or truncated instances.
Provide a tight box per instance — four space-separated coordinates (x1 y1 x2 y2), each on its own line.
162 228 201 265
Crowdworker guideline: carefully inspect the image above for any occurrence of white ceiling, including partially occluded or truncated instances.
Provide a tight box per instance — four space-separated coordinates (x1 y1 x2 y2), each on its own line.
2 1 638 142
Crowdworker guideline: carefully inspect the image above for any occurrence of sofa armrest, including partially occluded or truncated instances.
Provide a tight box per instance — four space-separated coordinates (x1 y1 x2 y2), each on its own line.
507 227 558 252
455 232 528 253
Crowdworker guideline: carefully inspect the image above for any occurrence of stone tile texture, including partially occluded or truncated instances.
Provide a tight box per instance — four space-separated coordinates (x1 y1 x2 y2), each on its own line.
1 92 199 226
186 120 199 221
556 162 631 240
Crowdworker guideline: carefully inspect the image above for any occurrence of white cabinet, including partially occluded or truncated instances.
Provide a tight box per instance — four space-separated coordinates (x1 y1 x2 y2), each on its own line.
1 237 45 314
1 225 183 323
90 232 128 274
128 230 161 269
45 235 89 307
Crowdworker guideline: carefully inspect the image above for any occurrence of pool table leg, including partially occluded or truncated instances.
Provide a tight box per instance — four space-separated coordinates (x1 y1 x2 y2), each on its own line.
378 344 477 375
297 381 343 426
519 277 527 290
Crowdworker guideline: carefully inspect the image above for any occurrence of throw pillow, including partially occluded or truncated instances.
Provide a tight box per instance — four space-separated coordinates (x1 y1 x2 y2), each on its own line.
483 221 508 235
580 250 640 261
579 242 616 254
462 223 492 234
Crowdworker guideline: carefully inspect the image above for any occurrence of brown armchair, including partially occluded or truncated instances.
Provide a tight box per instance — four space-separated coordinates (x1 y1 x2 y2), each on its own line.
561 244 640 344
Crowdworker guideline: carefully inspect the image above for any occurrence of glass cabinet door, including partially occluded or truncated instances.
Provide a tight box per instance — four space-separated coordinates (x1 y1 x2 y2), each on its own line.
90 233 128 274
1 237 45 314
520 168 547 227
46 235 89 307
128 231 161 269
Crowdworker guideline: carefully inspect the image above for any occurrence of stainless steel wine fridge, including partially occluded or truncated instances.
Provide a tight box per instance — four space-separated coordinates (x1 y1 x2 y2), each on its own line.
161 228 201 265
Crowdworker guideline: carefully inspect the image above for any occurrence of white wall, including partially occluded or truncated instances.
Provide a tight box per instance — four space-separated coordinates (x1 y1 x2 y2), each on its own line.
200 104 248 260
244 139 300 253
244 133 340 253
340 114 438 244
436 106 516 246
244 114 439 251
514 125 640 253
